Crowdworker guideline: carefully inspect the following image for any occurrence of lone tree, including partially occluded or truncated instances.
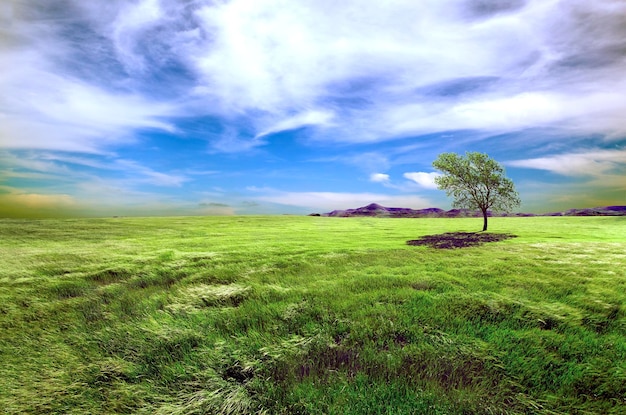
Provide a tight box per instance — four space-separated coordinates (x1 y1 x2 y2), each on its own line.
433 152 520 231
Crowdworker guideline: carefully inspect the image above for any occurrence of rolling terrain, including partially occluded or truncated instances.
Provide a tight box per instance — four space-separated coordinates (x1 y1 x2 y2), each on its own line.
1 216 625 414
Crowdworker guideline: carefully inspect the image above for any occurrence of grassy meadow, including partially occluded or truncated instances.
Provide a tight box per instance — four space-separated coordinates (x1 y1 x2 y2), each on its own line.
1 215 625 414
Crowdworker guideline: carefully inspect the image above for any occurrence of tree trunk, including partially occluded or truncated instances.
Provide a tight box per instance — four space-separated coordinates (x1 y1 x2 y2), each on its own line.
482 209 488 231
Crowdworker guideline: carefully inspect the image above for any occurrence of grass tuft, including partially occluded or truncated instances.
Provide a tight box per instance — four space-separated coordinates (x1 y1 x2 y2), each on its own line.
49 279 92 299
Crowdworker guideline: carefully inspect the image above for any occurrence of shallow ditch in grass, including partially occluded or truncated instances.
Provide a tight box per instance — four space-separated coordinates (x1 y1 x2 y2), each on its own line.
407 232 518 249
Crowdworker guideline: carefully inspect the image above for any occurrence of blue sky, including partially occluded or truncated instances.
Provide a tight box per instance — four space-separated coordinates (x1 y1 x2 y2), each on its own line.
1 0 625 217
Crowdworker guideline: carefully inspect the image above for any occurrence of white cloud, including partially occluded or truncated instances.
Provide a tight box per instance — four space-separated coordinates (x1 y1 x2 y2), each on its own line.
403 172 441 189
4 0 626 156
256 109 335 138
370 173 390 183
507 149 626 177
110 0 164 73
182 0 626 142
0 2 177 154
0 53 176 153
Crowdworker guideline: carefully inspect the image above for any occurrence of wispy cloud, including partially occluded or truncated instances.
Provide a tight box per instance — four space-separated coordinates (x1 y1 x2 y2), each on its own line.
507 149 626 177
508 148 626 211
0 2 178 154
256 110 335 139
403 172 441 189
208 130 266 154
0 151 188 188
113 160 188 187
185 0 626 144
0 62 177 153
109 0 166 74
4 0 626 151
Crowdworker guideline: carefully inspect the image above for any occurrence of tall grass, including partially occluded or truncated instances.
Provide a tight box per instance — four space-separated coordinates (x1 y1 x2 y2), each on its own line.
1 216 625 414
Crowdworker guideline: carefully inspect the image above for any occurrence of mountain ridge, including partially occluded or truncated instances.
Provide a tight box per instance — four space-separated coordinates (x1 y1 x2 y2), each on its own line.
313 203 626 218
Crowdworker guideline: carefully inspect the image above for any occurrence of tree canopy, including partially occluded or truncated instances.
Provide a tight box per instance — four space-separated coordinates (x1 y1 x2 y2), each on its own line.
433 152 520 231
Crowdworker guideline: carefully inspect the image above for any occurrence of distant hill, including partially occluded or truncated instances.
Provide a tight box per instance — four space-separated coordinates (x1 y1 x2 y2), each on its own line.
324 203 445 218
542 206 626 216
315 203 626 218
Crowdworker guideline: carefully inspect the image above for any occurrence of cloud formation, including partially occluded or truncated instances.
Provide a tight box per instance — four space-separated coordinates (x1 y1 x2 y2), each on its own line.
507 148 626 211
185 0 626 143
507 149 626 177
6 0 625 151
0 1 178 153
370 173 390 183
403 172 442 189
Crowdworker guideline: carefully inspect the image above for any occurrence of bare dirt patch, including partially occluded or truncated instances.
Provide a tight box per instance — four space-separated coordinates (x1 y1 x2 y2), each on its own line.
407 232 517 249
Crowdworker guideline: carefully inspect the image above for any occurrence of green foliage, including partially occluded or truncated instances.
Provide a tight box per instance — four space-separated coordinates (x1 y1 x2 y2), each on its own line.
433 152 521 230
1 216 625 414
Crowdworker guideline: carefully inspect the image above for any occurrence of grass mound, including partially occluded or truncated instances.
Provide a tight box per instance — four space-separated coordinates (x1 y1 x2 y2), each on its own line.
407 231 518 248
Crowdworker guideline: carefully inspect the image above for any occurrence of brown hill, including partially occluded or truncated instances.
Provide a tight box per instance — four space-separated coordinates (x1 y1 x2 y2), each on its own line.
319 204 626 218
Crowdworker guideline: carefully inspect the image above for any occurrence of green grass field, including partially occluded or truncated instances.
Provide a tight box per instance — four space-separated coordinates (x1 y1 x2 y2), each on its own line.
1 216 625 414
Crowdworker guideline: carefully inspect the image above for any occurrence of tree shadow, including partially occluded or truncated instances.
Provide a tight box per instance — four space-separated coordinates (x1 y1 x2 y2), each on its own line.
406 232 517 249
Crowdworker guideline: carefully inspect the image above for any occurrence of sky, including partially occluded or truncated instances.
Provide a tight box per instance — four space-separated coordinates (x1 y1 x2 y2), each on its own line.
1 0 625 217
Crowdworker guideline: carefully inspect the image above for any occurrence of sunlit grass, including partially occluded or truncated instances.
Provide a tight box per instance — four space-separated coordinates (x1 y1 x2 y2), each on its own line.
1 216 625 414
